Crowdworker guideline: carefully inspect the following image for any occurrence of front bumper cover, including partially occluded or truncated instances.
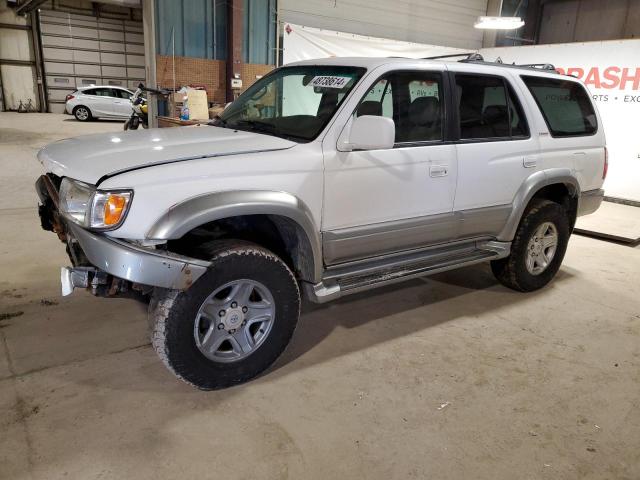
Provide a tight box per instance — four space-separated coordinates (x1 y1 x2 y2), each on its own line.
66 222 210 290
37 174 210 291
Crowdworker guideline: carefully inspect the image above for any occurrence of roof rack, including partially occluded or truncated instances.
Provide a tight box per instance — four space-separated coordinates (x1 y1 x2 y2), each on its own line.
421 53 559 73
517 63 557 71
459 58 558 73
423 52 481 61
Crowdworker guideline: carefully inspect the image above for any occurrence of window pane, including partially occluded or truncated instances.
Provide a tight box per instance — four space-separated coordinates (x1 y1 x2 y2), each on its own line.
355 71 443 143
403 74 443 142
522 76 597 137
219 66 366 142
457 75 510 139
356 79 393 118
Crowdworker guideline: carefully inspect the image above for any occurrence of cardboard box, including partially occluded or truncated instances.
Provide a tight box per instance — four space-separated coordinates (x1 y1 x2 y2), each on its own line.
167 89 209 120
185 89 209 120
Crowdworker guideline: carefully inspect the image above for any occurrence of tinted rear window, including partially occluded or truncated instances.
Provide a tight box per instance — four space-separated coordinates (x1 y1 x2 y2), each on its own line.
521 76 597 137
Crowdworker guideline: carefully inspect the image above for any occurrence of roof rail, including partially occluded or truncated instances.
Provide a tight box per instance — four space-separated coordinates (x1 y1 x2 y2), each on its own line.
457 58 559 73
423 52 481 60
517 63 557 71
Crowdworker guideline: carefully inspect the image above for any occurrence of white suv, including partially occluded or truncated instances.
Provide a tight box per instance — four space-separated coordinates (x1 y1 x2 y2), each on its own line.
36 56 606 389
65 86 134 122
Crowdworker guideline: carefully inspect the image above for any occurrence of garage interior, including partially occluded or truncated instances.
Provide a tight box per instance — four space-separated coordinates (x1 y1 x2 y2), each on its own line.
1 0 640 479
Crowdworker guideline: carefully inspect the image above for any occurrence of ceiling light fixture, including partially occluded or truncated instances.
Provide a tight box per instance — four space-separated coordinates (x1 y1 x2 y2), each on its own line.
474 16 525 30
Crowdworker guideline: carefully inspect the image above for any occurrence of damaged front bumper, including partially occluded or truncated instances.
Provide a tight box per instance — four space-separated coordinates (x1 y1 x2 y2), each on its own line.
64 222 210 291
36 174 210 296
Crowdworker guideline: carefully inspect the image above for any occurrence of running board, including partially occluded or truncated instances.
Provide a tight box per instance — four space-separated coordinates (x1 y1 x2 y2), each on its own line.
304 240 510 303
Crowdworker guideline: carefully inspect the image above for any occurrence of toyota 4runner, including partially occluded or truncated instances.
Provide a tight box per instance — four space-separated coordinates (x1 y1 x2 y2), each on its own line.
36 56 606 389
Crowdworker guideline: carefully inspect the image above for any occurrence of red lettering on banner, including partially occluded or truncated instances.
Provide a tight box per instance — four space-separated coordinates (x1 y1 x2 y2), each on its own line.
619 67 640 90
584 67 601 88
567 67 584 78
555 66 639 90
601 67 620 89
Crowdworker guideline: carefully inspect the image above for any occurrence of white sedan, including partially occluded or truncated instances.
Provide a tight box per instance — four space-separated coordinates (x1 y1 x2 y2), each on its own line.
65 86 134 122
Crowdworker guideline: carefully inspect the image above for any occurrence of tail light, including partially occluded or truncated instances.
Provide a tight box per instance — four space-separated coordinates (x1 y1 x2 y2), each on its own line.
65 94 75 102
603 146 608 180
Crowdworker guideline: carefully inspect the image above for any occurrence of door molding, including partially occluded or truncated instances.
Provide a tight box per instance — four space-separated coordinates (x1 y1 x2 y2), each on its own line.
323 204 511 265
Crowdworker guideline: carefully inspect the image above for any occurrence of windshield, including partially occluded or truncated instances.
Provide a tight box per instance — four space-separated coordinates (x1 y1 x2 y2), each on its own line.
216 66 366 142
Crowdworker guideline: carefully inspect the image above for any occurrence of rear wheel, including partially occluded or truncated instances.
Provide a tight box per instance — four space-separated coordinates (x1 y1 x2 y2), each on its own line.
73 105 91 122
150 241 300 390
491 199 570 292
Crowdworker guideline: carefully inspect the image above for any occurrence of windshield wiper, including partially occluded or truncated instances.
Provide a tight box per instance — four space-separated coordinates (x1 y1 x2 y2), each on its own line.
232 119 277 135
209 115 228 127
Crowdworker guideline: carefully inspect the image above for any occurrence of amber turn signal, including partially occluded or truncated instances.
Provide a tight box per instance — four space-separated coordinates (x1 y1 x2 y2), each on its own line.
103 195 128 225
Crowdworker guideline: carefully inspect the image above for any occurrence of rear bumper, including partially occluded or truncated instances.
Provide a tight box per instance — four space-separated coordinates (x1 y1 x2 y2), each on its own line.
577 188 604 217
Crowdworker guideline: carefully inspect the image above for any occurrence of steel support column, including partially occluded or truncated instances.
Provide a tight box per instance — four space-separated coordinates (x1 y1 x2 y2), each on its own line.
226 0 244 102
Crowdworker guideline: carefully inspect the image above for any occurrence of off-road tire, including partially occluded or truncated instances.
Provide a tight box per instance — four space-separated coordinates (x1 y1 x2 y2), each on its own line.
73 105 92 122
491 199 570 292
149 241 300 390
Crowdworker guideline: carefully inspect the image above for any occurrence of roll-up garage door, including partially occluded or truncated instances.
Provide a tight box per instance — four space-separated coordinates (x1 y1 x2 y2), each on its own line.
39 9 145 113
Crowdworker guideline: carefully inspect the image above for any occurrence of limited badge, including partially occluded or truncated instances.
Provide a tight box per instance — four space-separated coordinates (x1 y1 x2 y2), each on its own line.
308 76 351 89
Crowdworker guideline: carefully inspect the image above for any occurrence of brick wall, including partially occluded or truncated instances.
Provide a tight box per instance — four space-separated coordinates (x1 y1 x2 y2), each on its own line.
156 56 274 107
156 55 226 104
241 63 275 92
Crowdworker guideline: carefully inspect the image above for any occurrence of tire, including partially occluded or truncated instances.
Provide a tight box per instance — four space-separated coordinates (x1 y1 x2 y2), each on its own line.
73 105 91 122
149 241 300 390
491 199 570 292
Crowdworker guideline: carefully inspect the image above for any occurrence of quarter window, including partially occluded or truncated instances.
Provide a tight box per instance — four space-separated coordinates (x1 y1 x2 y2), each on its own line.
114 89 132 99
521 76 597 137
456 74 529 140
355 71 444 143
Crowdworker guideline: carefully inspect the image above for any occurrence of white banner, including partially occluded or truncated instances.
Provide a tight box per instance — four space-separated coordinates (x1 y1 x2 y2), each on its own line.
481 41 640 202
282 23 467 65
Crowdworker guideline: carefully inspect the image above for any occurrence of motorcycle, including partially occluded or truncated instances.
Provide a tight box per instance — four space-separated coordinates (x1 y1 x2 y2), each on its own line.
124 83 169 130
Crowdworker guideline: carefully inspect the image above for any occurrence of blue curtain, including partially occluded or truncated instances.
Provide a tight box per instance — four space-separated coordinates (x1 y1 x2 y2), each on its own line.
155 0 227 60
243 0 276 64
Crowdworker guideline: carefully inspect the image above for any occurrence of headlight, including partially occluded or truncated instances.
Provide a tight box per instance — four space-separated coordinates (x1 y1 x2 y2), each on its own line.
59 178 132 229
59 178 93 225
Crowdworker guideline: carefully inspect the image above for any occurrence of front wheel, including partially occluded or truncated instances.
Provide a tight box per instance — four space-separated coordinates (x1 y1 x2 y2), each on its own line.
149 242 300 390
491 199 570 292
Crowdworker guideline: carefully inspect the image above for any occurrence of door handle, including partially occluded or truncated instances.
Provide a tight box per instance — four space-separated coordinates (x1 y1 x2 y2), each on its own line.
429 165 448 177
523 156 537 168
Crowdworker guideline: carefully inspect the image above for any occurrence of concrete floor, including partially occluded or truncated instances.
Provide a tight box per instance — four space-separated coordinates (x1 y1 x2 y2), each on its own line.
1 112 639 480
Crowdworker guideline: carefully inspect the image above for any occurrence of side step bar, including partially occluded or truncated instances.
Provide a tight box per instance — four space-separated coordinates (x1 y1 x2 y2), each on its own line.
304 239 510 303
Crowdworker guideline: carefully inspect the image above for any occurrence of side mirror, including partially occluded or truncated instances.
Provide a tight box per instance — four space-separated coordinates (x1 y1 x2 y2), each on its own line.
345 115 395 151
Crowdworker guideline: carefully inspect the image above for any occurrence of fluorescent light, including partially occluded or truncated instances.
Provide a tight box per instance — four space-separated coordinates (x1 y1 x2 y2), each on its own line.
474 16 524 30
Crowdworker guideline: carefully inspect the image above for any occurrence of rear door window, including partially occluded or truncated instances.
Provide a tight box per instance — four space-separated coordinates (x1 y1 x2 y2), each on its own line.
92 88 113 97
521 76 597 137
456 74 529 140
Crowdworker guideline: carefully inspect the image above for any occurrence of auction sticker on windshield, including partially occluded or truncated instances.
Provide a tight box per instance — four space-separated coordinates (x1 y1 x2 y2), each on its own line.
309 76 351 89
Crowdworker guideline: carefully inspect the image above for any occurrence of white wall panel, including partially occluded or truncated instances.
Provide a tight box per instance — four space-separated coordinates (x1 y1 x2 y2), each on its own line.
1 66 37 110
279 0 487 50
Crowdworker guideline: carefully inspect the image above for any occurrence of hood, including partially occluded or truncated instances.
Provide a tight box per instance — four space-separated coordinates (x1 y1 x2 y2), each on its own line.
38 126 296 185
